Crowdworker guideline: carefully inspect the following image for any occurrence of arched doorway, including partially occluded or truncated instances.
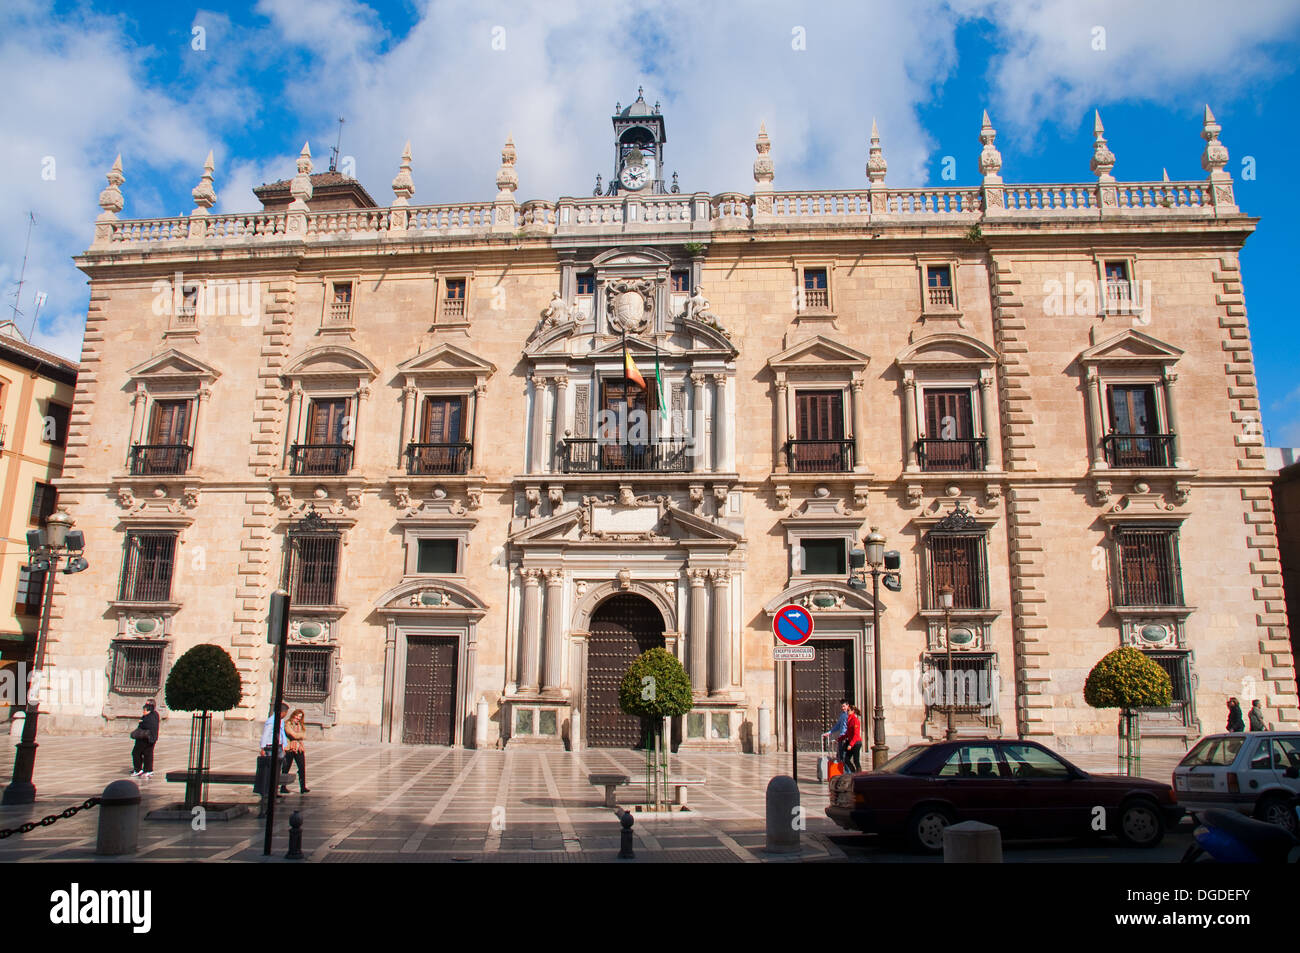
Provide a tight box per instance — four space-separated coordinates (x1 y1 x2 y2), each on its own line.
586 593 665 747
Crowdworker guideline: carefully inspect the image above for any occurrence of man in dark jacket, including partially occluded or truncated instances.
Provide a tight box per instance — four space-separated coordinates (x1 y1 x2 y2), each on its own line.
131 700 160 779
1248 699 1266 731
1226 696 1245 733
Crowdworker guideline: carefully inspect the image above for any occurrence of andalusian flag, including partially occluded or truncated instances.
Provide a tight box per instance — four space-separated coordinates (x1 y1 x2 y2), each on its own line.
624 345 646 390
654 343 668 422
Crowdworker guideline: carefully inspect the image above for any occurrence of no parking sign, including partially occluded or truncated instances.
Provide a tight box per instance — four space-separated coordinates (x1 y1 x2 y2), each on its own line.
773 604 814 646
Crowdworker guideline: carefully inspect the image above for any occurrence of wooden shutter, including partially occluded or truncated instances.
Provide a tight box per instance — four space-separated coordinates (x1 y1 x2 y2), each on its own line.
421 397 464 443
924 389 973 439
148 400 191 445
1108 385 1157 435
795 391 843 440
307 399 348 445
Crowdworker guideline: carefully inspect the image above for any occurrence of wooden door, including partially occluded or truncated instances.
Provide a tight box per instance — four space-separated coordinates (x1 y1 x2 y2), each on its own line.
923 388 974 469
792 640 854 752
793 391 845 471
148 400 191 445
586 594 664 747
402 636 458 745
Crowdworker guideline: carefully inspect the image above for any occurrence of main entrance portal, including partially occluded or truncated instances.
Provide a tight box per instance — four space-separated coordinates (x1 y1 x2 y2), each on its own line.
402 635 458 745
585 594 665 747
793 640 855 751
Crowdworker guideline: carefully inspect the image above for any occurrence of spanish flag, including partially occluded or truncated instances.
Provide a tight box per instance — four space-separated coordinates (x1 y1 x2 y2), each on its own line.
624 345 646 390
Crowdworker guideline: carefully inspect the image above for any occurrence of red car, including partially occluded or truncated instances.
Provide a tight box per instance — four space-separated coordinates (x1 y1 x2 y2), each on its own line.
825 739 1182 853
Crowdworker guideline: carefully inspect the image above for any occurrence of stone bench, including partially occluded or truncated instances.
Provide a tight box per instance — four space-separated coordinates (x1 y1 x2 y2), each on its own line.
165 770 296 789
588 774 705 807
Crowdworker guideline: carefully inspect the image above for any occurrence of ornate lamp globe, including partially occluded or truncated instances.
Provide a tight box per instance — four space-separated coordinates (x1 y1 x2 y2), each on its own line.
864 527 886 567
44 509 73 550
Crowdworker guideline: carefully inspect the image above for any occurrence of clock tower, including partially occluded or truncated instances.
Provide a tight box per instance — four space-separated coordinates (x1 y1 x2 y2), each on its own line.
608 87 668 195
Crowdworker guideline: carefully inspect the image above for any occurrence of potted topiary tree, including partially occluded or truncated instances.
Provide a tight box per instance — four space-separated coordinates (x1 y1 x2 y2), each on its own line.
618 648 692 810
164 644 243 809
1084 646 1172 777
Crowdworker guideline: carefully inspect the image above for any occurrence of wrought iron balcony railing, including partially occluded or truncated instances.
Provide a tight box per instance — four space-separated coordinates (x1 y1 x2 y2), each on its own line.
1102 433 1175 468
561 438 691 473
784 439 854 473
289 443 354 476
406 441 472 475
130 443 193 476
917 437 987 472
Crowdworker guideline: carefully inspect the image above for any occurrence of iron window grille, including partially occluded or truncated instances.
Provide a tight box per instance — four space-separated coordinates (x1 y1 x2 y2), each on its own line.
1114 527 1183 607
1139 650 1193 723
15 567 45 616
283 532 341 607
111 640 165 695
119 532 177 603
927 535 989 609
285 646 332 702
29 481 57 525
923 652 998 721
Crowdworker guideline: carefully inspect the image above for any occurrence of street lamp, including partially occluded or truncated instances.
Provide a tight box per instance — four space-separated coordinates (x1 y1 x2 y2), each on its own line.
848 526 902 769
938 583 956 741
3 509 90 805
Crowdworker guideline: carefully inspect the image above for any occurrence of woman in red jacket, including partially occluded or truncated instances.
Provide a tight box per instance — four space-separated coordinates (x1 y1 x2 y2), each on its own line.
842 704 863 773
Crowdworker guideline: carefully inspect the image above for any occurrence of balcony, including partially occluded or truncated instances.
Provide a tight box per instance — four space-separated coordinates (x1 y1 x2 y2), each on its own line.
439 297 466 322
130 443 193 476
289 443 354 476
784 439 854 473
327 300 352 325
560 438 691 474
406 441 472 475
917 437 987 472
1102 433 1175 469
802 288 829 310
927 285 955 308
1103 279 1137 314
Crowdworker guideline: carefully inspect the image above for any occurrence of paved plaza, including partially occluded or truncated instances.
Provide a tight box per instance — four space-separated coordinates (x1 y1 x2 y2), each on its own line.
0 735 1189 863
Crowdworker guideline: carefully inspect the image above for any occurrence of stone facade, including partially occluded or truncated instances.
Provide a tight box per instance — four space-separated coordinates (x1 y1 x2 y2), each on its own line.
44 102 1298 756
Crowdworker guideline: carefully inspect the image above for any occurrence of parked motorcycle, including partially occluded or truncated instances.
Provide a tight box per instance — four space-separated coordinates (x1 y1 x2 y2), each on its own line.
1181 794 1300 863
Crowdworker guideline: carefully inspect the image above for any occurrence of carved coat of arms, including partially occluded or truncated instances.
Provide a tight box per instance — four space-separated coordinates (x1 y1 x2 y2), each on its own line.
605 278 654 333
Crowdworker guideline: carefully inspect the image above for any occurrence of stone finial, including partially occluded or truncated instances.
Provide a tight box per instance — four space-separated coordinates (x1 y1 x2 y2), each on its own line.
289 142 313 211
391 141 415 206
1090 110 1116 182
866 118 887 186
753 121 774 188
978 109 1002 183
1201 104 1230 177
97 154 125 220
190 150 216 216
496 135 518 199
1162 167 1170 182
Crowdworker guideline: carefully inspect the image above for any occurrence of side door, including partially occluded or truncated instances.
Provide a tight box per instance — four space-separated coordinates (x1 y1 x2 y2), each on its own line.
1000 742 1089 837
934 743 1014 831
1242 736 1283 802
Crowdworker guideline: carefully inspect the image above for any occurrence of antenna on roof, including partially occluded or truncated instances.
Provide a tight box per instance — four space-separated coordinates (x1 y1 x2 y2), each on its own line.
329 117 345 173
9 212 35 325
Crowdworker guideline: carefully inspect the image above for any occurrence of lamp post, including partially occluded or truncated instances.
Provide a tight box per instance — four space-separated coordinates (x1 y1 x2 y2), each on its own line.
938 583 956 741
3 509 90 805
849 527 902 770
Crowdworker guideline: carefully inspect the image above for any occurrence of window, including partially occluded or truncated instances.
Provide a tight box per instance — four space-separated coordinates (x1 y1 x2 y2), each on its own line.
1001 743 1071 779
178 285 199 325
928 534 988 609
1114 527 1183 607
801 539 846 575
409 396 469 475
440 278 467 322
15 567 45 616
789 390 850 472
119 532 178 603
29 482 56 525
110 641 165 695
802 268 829 310
919 388 983 471
936 743 1003 777
1104 384 1172 467
329 282 353 325
285 647 332 701
927 656 998 721
294 398 352 475
574 274 595 319
1104 260 1132 312
134 399 193 475
285 534 340 606
1142 650 1191 709
671 271 689 293
576 274 595 295
416 539 459 574
44 401 70 448
926 265 954 308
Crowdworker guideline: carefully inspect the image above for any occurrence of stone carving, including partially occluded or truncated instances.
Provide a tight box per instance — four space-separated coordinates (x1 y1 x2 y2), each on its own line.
802 591 846 611
467 486 483 509
394 486 412 511
617 484 637 507
774 485 791 509
1201 105 1229 176
98 155 125 219
539 291 573 329
275 486 294 509
289 143 313 212
524 487 541 519
548 486 564 511
689 484 705 514
391 141 415 206
1090 111 1116 182
1092 480 1113 506
866 118 887 185
117 487 136 509
905 484 924 508
978 110 1002 182
182 486 201 509
661 581 676 599
753 122 774 187
984 484 1002 508
617 568 632 590
190 151 216 215
575 580 588 597
496 136 517 200
1171 482 1190 506
682 285 716 323
853 485 870 508
713 485 729 509
605 279 654 334
346 488 363 510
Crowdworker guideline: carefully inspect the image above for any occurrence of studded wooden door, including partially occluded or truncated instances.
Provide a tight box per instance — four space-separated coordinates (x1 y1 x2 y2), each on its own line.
793 640 854 752
586 594 665 748
402 636 458 745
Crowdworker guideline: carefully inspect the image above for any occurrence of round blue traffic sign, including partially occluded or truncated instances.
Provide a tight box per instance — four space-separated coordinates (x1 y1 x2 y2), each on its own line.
773 604 814 645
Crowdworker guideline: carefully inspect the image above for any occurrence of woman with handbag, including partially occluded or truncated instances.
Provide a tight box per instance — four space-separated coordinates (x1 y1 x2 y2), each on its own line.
279 708 310 794
841 705 863 774
129 699 159 779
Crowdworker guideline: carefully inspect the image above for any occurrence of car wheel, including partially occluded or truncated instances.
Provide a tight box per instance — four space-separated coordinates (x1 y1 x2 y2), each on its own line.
906 805 954 854
1256 794 1299 835
1116 799 1165 848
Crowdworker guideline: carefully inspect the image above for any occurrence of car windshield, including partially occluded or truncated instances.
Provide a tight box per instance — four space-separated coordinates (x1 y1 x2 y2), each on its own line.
876 745 929 774
1179 736 1245 767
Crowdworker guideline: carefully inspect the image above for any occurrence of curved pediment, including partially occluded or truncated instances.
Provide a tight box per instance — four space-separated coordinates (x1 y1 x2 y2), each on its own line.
397 342 495 382
374 578 487 614
127 348 222 384
895 332 997 368
284 345 379 381
768 335 870 374
681 316 738 356
763 579 882 616
590 247 673 269
1078 329 1183 367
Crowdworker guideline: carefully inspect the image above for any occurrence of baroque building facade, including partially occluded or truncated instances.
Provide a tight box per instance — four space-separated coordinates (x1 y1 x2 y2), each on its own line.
44 96 1298 755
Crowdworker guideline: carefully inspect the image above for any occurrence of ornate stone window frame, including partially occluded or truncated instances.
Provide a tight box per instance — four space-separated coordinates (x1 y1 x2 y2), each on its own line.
397 507 477 578
434 271 474 331
1093 251 1144 319
915 256 964 328
121 349 221 484
280 345 379 482
319 274 360 335
767 335 871 482
104 633 175 721
780 498 865 581
393 342 495 480
910 504 1003 643
795 261 835 314
895 333 1001 475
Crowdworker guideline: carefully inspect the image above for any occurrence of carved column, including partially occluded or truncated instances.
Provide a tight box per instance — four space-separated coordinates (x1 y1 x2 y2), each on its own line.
285 383 304 469
902 372 919 472
712 373 732 472
529 375 550 474
554 375 571 464
1087 368 1107 469
542 569 565 692
775 377 789 473
519 568 542 692
129 383 148 450
978 373 1000 471
691 373 711 472
709 568 732 695
351 384 370 473
850 376 867 472
688 569 709 695
400 384 417 468
1163 370 1186 467
469 383 486 470
192 385 213 459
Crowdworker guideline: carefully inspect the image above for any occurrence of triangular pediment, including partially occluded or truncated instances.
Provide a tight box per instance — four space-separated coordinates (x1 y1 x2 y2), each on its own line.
896 332 997 368
508 507 583 544
397 342 496 380
126 348 222 383
1079 329 1183 366
768 335 870 372
284 345 379 380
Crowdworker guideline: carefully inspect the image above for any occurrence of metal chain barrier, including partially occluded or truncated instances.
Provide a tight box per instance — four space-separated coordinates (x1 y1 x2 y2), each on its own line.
0 797 101 840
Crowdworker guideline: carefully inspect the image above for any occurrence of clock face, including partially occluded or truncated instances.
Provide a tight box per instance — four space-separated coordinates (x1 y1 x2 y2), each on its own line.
620 162 649 190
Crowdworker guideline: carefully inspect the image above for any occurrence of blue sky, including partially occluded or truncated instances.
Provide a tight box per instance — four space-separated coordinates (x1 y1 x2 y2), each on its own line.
3 0 1299 443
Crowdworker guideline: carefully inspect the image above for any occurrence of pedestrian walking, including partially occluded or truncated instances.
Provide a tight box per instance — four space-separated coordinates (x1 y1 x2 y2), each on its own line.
842 704 863 773
1248 699 1266 732
129 699 159 779
821 700 850 765
280 708 310 794
257 702 290 801
1226 696 1245 732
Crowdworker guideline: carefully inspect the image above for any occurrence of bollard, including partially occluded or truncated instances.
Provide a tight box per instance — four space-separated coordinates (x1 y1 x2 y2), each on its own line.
569 710 581 752
96 779 141 856
9 710 24 741
475 697 489 749
757 704 770 755
765 776 800 854
617 808 635 859
942 820 1003 863
286 811 304 859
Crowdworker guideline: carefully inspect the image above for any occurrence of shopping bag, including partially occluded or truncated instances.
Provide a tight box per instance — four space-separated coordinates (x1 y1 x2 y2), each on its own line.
828 759 845 780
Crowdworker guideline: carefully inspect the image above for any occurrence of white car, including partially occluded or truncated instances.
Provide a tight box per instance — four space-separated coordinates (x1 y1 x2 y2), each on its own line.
1172 732 1300 833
